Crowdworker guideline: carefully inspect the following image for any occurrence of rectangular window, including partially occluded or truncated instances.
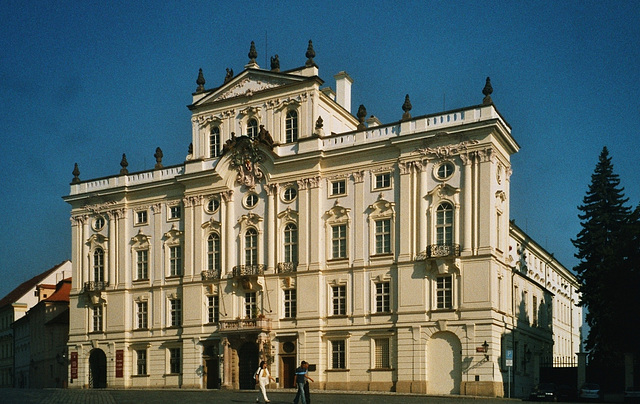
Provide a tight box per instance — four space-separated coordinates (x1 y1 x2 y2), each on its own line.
533 295 538 327
136 210 148 224
436 275 453 309
170 299 181 327
170 206 181 219
331 224 347 259
375 282 390 313
331 180 346 196
137 250 148 280
375 219 391 255
169 348 181 374
92 306 103 332
374 173 391 189
283 289 297 319
496 211 502 250
245 292 257 319
207 295 219 324
170 246 182 276
210 127 220 158
331 340 346 369
136 349 147 375
374 338 390 369
136 301 148 329
332 285 346 316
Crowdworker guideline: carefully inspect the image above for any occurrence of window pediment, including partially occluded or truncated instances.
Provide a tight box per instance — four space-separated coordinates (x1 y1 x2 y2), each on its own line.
426 183 460 200
87 233 108 249
131 230 151 247
368 198 395 220
277 207 298 223
325 203 350 225
163 225 183 243
201 218 222 232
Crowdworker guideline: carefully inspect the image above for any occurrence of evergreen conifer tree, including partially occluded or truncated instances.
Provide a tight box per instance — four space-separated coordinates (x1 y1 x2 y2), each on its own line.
572 147 632 361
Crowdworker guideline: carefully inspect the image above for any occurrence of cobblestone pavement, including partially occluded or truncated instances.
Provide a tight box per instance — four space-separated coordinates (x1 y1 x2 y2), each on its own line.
0 388 524 404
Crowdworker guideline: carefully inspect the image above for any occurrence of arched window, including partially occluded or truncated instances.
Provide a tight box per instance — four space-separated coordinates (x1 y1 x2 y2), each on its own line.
210 126 220 157
436 202 454 246
247 119 258 139
94 248 105 282
207 233 221 272
284 223 298 263
245 228 258 266
285 110 298 143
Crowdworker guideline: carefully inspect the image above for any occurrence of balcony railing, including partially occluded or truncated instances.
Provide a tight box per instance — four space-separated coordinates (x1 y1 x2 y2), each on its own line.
232 265 265 277
218 317 271 333
201 269 221 281
276 262 297 274
426 244 461 258
83 281 108 292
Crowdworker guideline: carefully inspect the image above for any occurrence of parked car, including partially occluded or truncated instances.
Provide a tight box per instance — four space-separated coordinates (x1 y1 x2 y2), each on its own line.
579 383 603 401
530 382 558 401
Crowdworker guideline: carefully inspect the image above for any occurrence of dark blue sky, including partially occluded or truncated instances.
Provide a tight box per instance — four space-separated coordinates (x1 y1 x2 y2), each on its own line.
1 1 639 299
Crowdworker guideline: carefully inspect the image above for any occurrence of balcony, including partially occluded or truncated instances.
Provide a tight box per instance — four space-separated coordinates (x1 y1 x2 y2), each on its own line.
426 244 460 258
201 269 221 281
218 317 272 333
276 262 297 274
232 265 265 277
83 281 108 292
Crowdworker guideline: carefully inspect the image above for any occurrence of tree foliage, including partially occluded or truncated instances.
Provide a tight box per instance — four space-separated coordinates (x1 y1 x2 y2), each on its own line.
572 147 639 361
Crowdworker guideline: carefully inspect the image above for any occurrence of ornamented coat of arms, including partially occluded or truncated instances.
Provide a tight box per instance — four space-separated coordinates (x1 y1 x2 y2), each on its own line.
226 136 264 189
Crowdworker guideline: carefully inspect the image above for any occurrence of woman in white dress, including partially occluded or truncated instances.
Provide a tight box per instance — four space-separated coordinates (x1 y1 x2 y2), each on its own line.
255 360 275 403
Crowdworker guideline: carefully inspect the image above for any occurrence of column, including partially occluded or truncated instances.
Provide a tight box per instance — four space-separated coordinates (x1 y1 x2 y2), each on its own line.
151 203 163 283
183 196 196 280
296 179 309 271
461 153 473 254
308 176 322 270
222 338 231 388
107 211 116 288
352 171 365 267
397 161 413 261
265 184 278 272
417 161 428 252
222 191 235 274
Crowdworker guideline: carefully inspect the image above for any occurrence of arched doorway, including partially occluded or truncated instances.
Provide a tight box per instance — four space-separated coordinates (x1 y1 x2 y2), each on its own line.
89 348 107 388
238 342 259 389
427 332 462 394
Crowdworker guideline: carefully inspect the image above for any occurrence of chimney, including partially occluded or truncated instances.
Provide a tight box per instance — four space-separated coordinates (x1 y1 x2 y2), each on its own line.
333 71 353 113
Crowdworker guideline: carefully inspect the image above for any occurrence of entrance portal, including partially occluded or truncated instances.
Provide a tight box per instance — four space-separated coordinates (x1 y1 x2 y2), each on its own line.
238 342 259 389
281 356 296 388
89 349 107 388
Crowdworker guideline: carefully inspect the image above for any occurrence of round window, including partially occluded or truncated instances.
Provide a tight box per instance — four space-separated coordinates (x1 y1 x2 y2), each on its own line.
435 161 455 180
282 341 295 354
244 193 258 208
93 216 105 231
282 186 297 203
206 197 220 213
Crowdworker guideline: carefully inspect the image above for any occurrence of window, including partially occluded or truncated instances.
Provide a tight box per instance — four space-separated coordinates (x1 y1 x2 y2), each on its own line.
136 301 148 329
170 298 182 327
244 193 258 208
93 216 105 231
374 173 391 190
331 340 346 369
331 180 346 196
283 186 297 202
207 233 221 273
207 295 219 324
136 210 148 225
247 118 258 139
283 289 296 319
245 292 257 319
436 275 453 309
436 161 455 180
374 219 391 255
332 285 346 316
169 246 182 276
169 348 181 374
136 349 147 375
245 228 258 266
436 202 454 246
206 197 220 213
374 338 390 369
92 306 103 332
284 223 298 264
496 211 502 250
331 224 347 259
93 248 105 282
210 126 220 157
375 281 390 313
137 250 148 280
285 110 298 143
170 206 181 220
533 295 538 327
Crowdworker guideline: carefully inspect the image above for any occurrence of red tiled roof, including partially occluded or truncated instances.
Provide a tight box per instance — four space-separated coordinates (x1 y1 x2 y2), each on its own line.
0 261 71 309
45 278 72 302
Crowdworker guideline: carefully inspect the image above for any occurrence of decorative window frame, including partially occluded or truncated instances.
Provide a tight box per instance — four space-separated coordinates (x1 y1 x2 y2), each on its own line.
238 213 264 266
134 295 149 330
243 192 259 209
371 170 393 191
367 198 395 258
281 184 298 203
131 231 151 281
370 273 392 314
209 121 222 158
282 287 297 320
323 332 351 371
495 190 507 253
277 208 298 269
205 195 221 214
134 209 149 226
426 183 460 247
92 216 106 231
237 106 260 139
284 108 300 143
328 278 348 317
204 284 220 324
166 344 182 375
166 292 182 328
87 233 108 283
325 203 351 262
367 329 395 370
327 176 348 198
164 225 183 278
167 202 181 222
433 160 456 182
202 219 222 274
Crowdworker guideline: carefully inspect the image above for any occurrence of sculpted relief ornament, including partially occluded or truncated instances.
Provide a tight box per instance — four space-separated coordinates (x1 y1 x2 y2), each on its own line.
225 136 265 189
415 140 479 159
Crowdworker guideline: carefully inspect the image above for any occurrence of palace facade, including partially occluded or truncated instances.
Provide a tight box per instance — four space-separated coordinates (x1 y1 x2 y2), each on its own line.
63 41 581 397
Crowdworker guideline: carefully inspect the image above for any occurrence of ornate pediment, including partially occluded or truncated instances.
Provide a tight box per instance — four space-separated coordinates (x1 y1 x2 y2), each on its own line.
201 71 305 104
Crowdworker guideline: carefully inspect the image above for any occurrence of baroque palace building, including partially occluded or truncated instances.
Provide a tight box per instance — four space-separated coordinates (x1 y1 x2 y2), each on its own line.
63 41 581 397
